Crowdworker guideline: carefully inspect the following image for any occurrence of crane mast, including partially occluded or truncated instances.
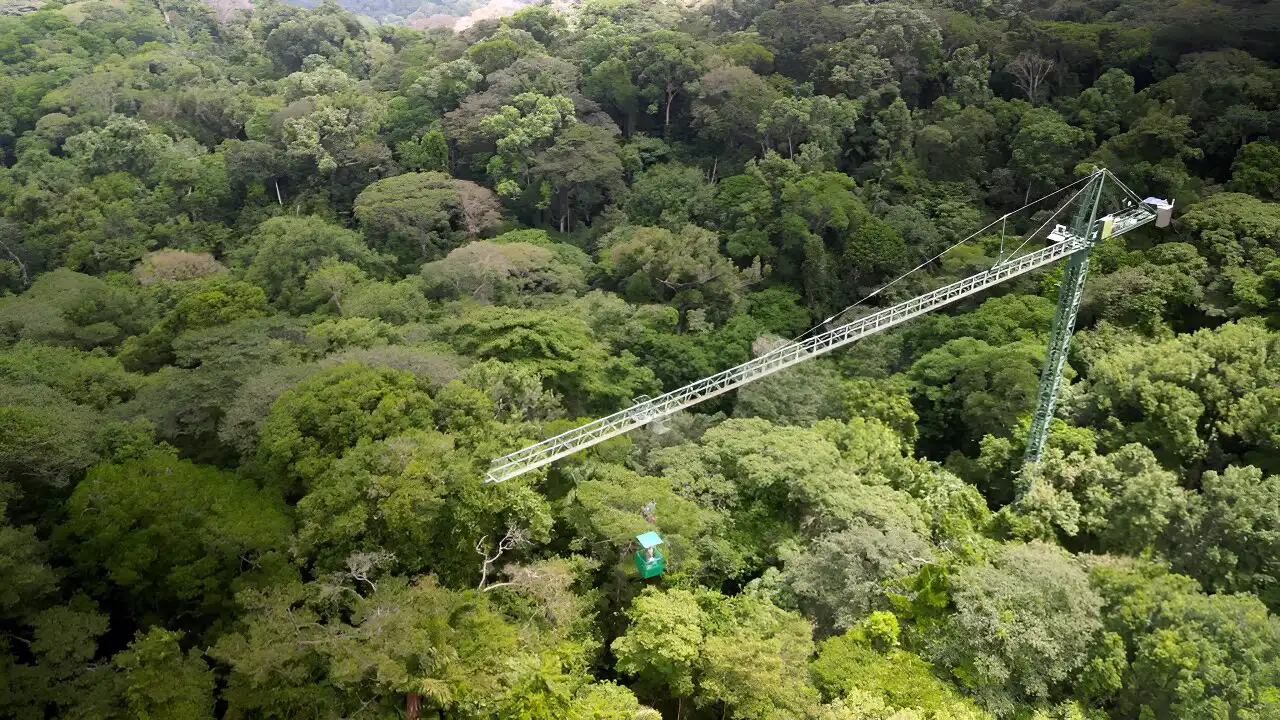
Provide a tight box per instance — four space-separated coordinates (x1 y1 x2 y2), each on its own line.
485 169 1168 485
1024 170 1106 464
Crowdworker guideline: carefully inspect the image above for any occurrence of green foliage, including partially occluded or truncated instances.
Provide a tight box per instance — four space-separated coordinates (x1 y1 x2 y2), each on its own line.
734 360 844 427
840 376 919 447
256 361 436 492
694 594 819 719
1011 107 1087 195
0 340 138 409
396 129 449 172
1166 465 1280 608
295 427 553 582
214 575 518 717
0 382 153 509
788 521 933 635
563 465 736 580
1176 193 1280 319
1090 558 1280 720
613 588 819 718
655 418 926 569
479 92 577 196
354 171 503 270
1230 140 1280 199
443 305 658 414
613 587 706 698
112 628 217 719
1023 443 1187 555
599 224 758 326
4 0 1280 715
630 30 705 128
0 483 56 622
909 338 1047 455
59 450 292 634
1078 320 1280 469
239 216 389 313
812 621 991 719
534 123 626 231
0 269 142 350
119 277 270 371
422 239 587 304
929 542 1104 715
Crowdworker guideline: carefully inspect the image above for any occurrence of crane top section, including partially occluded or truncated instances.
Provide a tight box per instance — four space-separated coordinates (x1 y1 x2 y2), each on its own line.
484 172 1169 484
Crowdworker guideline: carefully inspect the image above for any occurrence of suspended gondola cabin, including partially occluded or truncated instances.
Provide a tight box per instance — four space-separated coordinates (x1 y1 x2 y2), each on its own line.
634 531 665 579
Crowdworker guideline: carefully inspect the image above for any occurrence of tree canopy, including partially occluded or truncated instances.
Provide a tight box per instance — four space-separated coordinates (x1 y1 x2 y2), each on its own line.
3 0 1280 717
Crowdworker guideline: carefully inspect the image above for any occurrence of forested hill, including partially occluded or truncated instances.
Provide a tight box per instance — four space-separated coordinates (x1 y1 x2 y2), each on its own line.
3 0 1280 717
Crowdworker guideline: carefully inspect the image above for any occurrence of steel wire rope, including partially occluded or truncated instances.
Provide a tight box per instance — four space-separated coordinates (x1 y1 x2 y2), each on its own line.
781 173 1095 348
1103 168 1145 204
1001 179 1095 261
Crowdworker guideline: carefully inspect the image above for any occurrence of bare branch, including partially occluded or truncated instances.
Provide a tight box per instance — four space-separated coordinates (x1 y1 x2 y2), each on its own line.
345 550 396 593
476 526 530 590
1008 52 1055 105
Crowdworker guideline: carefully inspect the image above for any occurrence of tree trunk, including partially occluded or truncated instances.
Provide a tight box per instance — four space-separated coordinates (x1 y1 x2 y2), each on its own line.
664 88 675 127
274 179 283 206
406 693 420 720
0 237 29 288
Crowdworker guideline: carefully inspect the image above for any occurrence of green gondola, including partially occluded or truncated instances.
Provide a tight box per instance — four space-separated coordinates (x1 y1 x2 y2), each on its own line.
633 531 665 579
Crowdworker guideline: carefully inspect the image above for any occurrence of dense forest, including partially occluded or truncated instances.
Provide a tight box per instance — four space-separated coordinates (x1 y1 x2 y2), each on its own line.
2 0 1280 716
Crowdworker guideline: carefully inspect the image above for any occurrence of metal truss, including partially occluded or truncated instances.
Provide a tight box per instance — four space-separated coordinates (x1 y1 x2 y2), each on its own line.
485 191 1160 484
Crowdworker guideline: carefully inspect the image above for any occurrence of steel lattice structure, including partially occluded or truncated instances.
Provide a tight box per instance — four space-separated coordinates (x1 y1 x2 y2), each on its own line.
485 170 1164 484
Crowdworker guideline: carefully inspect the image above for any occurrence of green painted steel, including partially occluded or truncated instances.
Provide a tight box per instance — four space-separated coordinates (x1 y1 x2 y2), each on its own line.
634 531 665 577
1023 171 1107 469
634 548 665 578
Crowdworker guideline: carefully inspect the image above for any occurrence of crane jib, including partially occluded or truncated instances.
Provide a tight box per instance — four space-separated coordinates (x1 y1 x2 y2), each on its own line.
484 196 1161 485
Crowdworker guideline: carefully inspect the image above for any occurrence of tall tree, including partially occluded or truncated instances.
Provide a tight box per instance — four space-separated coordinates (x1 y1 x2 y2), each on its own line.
631 31 705 129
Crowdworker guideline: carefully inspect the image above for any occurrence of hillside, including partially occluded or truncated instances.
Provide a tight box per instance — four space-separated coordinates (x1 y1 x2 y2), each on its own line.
2 0 1280 718
288 0 572 28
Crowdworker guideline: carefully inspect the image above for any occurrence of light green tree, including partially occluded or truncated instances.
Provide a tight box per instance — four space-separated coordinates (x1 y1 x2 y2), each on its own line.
443 305 658 414
239 216 389 313
354 171 503 270
598 224 759 327
631 30 705 129
929 542 1104 715
1166 465 1280 608
1010 107 1087 200
613 588 706 704
479 92 577 196
1091 557 1280 719
255 362 436 494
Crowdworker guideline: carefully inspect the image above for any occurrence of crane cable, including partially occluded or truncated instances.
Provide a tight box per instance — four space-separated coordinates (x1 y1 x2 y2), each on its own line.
1103 168 1146 204
788 173 1096 345
1002 167 1141 261
1000 180 1093 264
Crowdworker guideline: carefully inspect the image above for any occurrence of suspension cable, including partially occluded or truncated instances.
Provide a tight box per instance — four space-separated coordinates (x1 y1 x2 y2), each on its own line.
1103 168 1145 204
788 174 1095 344
1002 180 1093 262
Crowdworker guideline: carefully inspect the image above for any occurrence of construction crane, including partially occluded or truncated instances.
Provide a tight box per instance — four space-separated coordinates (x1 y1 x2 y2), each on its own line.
484 168 1173 485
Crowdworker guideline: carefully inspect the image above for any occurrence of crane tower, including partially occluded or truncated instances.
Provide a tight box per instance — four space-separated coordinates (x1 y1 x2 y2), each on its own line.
484 168 1171 485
